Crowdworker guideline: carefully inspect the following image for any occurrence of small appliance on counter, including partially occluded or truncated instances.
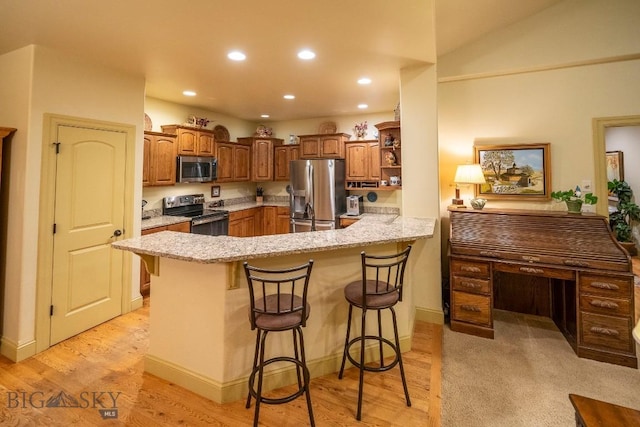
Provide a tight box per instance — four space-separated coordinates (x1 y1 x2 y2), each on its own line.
346 195 364 216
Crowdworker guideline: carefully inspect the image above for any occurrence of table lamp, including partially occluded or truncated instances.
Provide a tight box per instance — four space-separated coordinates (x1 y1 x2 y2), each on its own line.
453 164 486 208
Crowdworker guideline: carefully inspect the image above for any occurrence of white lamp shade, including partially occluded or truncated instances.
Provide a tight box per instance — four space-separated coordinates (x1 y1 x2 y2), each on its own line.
454 164 486 184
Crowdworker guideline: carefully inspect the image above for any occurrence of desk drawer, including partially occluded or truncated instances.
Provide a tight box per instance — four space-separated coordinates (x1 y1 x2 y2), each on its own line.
579 295 631 317
452 276 491 295
579 274 632 299
494 263 575 280
451 259 490 279
452 291 491 326
580 312 633 353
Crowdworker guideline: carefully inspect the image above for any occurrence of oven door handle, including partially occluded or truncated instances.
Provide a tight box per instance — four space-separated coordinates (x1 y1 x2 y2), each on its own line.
192 215 228 226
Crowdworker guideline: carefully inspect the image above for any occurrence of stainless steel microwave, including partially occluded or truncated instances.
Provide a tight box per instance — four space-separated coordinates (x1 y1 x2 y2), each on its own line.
176 156 217 183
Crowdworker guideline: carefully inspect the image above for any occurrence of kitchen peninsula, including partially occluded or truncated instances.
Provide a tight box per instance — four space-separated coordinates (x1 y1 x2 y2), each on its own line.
113 214 435 403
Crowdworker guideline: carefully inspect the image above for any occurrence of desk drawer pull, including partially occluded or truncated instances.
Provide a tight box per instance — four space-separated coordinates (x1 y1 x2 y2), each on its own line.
521 255 540 262
460 305 481 313
590 281 620 291
564 259 589 267
461 266 482 273
589 300 619 310
589 326 620 337
459 281 481 290
480 251 498 257
519 267 544 274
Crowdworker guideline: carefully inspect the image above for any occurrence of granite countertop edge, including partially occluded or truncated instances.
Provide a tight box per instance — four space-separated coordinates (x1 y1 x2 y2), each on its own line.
118 215 436 264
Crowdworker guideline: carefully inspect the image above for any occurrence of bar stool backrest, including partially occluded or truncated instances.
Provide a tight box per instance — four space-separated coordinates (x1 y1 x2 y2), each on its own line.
361 245 412 304
243 261 314 329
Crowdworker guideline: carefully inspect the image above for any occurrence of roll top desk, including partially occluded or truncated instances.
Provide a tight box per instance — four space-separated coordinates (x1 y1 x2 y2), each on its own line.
448 208 637 368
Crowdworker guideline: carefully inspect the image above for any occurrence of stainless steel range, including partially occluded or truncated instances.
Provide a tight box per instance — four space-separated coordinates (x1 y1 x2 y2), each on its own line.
163 193 229 236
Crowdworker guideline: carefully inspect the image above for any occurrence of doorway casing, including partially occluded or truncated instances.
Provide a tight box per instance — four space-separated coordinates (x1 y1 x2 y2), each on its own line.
592 115 640 217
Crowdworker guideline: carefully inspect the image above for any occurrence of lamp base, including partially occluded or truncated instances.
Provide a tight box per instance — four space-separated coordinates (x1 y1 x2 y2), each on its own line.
451 198 464 205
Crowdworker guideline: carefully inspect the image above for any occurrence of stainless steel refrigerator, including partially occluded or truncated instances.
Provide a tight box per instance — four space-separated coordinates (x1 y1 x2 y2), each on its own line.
290 159 346 232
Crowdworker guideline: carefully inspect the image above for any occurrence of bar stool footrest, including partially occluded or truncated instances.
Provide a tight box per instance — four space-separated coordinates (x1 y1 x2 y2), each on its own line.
345 335 400 372
248 356 310 405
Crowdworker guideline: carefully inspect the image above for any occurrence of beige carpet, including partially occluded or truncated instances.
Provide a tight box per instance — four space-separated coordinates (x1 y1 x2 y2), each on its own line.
442 310 640 426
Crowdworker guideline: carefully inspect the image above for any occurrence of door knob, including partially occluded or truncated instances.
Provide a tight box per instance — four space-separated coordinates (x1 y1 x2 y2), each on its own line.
112 229 123 238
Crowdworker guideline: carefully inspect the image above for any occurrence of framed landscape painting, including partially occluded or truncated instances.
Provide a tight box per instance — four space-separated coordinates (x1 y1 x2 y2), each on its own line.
474 143 551 201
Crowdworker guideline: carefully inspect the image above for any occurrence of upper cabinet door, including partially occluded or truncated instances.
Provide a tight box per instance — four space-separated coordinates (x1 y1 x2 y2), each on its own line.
177 128 198 155
233 144 251 181
252 139 274 181
198 132 215 156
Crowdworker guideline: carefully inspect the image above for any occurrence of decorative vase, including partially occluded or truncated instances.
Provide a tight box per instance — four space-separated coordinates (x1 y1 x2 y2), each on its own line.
565 199 583 214
470 198 487 210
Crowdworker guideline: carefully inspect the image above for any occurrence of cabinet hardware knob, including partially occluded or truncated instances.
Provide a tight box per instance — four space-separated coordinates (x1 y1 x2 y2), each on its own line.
519 267 544 274
479 251 498 257
590 326 619 337
590 281 619 291
589 300 619 310
459 281 481 289
564 259 589 267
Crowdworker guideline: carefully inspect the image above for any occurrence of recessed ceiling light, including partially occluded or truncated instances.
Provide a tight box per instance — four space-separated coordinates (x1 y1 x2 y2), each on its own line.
261 114 270 118
183 90 197 97
297 49 316 60
283 94 295 100
357 77 372 85
227 50 246 61
358 104 368 109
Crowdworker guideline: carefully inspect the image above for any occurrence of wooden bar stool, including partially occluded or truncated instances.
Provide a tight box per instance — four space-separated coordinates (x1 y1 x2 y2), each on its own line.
243 260 315 427
338 245 412 421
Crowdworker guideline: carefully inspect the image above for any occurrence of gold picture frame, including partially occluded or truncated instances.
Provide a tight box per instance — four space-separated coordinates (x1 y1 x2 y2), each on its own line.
606 150 624 182
474 143 551 201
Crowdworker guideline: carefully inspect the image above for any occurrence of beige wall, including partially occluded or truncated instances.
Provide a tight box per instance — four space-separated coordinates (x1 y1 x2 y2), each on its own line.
437 0 640 273
0 45 146 357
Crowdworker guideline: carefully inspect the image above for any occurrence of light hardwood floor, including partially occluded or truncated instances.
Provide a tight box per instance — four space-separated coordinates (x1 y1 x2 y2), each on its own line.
0 299 442 426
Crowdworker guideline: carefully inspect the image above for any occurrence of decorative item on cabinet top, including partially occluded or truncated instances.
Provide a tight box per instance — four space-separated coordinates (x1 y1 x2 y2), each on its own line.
213 125 230 142
318 121 337 134
255 125 273 137
144 113 152 131
354 121 368 139
185 115 211 128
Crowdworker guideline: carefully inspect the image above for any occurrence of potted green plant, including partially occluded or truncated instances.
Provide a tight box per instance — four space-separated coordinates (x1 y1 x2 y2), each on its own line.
551 186 598 213
607 179 640 255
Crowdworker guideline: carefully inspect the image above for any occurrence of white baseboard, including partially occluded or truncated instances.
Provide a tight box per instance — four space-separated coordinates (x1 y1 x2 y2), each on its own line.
415 306 444 325
0 336 36 362
144 334 412 404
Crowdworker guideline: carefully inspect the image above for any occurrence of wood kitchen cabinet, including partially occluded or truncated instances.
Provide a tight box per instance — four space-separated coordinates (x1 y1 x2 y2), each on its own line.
274 145 300 181
238 136 284 182
299 133 350 159
345 140 380 185
216 141 251 183
161 125 215 156
143 131 178 186
228 208 261 237
263 206 290 235
139 221 190 295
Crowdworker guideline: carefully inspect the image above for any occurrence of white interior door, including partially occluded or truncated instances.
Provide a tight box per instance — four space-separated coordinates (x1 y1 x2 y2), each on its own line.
49 125 126 344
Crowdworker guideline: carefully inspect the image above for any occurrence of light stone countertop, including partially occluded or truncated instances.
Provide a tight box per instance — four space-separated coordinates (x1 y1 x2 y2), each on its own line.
141 215 191 231
117 214 435 263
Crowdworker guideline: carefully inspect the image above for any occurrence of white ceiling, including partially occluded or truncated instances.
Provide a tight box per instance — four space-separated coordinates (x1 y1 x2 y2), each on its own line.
0 0 561 121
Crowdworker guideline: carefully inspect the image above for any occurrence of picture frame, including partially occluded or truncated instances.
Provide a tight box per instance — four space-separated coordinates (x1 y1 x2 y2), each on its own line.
211 185 221 198
474 142 551 201
605 150 624 183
